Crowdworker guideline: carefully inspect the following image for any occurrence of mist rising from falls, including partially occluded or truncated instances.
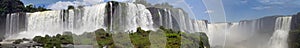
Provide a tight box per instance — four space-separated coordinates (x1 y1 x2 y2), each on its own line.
207 16 292 48
207 23 227 48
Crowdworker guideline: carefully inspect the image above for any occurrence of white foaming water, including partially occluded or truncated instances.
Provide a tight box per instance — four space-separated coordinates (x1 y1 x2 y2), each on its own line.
207 23 227 48
129 3 154 31
6 11 64 39
267 16 292 48
5 13 22 39
71 3 107 34
111 3 154 32
5 3 108 39
4 3 158 39
135 4 154 31
196 20 207 32
178 10 187 32
18 11 63 39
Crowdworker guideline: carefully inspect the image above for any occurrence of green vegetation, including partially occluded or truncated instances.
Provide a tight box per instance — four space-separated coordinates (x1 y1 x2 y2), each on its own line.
288 13 300 48
0 0 50 15
24 4 50 13
32 34 73 48
68 6 75 10
32 27 209 48
289 27 300 48
0 0 25 14
95 29 113 47
129 27 151 48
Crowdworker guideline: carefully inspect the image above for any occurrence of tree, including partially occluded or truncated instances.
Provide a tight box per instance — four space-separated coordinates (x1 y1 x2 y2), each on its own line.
13 39 23 44
56 34 62 38
137 27 144 33
24 4 50 12
68 6 75 10
33 36 45 43
0 0 25 16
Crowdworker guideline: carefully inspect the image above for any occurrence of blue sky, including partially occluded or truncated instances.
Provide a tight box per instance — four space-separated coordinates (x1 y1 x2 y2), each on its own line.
223 0 300 22
20 0 300 22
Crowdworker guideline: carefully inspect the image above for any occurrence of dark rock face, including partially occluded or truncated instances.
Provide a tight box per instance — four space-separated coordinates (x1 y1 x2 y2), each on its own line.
199 32 210 48
104 1 120 28
256 16 278 36
147 7 178 31
146 7 164 28
288 12 300 48
147 7 192 32
0 16 6 40
291 13 300 30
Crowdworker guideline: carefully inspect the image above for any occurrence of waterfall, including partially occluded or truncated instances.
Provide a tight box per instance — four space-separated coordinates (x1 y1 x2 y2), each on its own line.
178 9 187 32
197 20 207 32
206 16 292 48
71 3 107 34
4 3 108 39
5 11 65 39
5 13 22 38
4 2 159 39
3 1 295 48
109 3 154 32
268 16 292 48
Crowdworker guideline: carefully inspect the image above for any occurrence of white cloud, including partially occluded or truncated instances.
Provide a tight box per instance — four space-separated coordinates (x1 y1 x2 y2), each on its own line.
252 6 271 10
252 0 300 10
47 0 140 10
109 0 136 2
240 0 248 3
258 0 287 5
259 0 270 3
47 1 78 10
82 0 104 4
205 10 213 14
47 0 104 10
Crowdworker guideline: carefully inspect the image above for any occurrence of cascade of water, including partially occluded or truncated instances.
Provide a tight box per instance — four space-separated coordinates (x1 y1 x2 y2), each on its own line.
6 11 64 39
136 4 154 31
3 2 294 48
268 16 292 48
198 20 207 32
5 3 108 39
73 3 107 34
158 9 163 27
28 11 63 35
168 9 173 29
5 13 20 38
178 9 186 32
